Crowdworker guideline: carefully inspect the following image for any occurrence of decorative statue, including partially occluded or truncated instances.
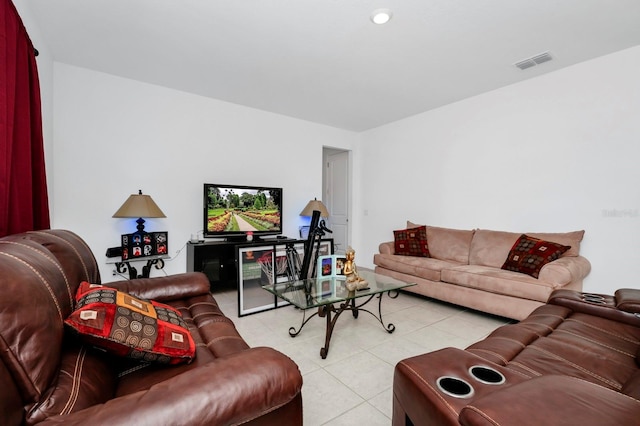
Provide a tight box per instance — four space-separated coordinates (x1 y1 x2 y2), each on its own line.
343 246 368 291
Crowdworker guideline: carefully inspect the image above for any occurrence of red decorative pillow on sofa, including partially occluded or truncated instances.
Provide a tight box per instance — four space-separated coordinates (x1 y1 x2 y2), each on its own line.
394 225 430 257
65 282 195 364
501 234 570 279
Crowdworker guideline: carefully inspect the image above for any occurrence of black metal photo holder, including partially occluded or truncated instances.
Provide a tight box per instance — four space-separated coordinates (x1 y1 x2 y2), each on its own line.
286 209 333 286
300 210 332 279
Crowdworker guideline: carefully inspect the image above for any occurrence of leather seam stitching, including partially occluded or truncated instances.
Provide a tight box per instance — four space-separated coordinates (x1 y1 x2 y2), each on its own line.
565 318 640 344
60 346 86 415
554 329 636 358
528 345 622 390
0 252 63 322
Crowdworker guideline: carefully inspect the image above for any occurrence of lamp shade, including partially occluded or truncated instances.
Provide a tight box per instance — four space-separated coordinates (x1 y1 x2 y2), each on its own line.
300 198 329 218
113 190 166 218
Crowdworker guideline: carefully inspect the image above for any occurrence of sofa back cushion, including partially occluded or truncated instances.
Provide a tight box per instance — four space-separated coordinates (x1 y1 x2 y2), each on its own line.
469 229 585 268
425 226 475 264
0 230 100 408
0 238 71 403
19 229 101 287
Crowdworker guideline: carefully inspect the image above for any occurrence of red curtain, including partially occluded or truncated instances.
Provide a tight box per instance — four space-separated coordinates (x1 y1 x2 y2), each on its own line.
0 0 50 237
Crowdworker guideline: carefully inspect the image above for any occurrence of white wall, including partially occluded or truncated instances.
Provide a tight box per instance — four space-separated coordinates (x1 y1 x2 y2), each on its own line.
18 3 640 294
52 64 357 281
358 45 640 295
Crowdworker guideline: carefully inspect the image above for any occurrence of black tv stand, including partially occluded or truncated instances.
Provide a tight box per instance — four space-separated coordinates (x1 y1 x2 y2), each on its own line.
187 238 301 290
187 238 334 316
220 234 284 243
224 235 253 243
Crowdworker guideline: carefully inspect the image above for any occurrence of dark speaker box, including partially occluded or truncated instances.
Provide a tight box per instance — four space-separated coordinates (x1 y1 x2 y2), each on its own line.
105 246 123 258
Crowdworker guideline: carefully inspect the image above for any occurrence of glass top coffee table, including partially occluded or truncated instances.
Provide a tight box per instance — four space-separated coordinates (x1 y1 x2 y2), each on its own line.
262 268 415 359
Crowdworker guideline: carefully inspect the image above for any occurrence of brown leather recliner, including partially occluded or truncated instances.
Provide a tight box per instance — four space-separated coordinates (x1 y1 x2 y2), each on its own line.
0 229 303 425
393 288 640 425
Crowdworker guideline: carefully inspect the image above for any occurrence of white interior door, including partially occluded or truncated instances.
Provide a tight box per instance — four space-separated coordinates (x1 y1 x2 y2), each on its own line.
325 150 349 254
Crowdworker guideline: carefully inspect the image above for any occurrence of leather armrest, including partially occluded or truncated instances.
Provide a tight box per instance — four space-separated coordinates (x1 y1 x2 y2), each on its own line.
615 288 640 313
459 376 640 426
549 289 640 327
37 347 302 425
107 272 211 302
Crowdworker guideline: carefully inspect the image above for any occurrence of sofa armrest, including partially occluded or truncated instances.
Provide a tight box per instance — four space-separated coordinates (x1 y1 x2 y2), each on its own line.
616 288 640 313
108 272 211 302
459 375 640 426
38 346 302 426
538 255 591 285
549 288 640 326
379 241 394 255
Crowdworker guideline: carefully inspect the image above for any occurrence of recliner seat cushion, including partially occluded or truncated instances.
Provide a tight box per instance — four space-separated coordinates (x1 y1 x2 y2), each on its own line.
26 341 117 424
467 304 640 391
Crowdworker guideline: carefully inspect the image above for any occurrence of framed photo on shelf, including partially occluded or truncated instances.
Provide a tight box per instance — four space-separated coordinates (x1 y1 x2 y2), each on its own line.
316 255 347 278
121 231 168 260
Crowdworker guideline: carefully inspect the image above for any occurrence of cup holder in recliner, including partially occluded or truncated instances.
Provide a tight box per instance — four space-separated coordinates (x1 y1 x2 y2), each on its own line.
581 293 606 305
436 376 475 398
468 365 506 385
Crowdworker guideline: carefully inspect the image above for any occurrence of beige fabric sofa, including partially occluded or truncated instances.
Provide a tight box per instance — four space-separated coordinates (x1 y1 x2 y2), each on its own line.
374 224 591 320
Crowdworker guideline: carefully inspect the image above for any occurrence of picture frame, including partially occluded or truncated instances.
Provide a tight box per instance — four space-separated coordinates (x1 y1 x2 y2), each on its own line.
316 254 347 278
238 245 277 316
121 231 168 260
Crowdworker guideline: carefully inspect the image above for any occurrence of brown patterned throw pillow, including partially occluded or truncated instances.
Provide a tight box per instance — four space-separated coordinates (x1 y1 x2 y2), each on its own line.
501 234 570 278
394 225 429 257
65 282 195 364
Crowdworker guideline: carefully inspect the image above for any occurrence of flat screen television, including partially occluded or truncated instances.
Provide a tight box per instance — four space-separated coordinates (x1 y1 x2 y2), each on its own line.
203 183 283 239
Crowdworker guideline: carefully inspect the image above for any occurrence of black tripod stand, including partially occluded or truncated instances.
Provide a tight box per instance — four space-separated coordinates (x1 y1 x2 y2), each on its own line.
285 210 332 281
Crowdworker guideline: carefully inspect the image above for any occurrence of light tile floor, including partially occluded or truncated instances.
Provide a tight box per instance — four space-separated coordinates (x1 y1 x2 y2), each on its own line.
213 289 512 426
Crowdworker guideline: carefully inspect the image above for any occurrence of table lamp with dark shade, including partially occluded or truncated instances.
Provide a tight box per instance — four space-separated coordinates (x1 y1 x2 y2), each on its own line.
112 190 166 233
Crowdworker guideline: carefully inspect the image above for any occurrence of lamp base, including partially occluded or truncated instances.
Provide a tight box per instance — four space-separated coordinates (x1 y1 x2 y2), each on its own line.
136 217 146 233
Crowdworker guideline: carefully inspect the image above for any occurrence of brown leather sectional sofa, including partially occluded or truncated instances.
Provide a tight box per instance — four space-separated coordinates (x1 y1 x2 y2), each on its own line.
0 229 303 425
393 288 640 425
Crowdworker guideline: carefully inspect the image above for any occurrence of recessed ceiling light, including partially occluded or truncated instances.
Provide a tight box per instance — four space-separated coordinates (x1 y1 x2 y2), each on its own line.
371 8 392 25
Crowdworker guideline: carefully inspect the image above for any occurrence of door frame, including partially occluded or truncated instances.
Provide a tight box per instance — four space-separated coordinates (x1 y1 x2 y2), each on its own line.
322 147 351 254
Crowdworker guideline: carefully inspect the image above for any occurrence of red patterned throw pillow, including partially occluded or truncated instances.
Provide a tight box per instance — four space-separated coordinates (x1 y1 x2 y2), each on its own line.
501 234 570 279
65 282 195 364
393 225 430 257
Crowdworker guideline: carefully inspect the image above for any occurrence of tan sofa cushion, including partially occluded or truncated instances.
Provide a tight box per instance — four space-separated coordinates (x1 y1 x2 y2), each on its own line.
427 226 475 264
407 222 474 264
469 229 585 268
442 265 563 303
373 253 464 282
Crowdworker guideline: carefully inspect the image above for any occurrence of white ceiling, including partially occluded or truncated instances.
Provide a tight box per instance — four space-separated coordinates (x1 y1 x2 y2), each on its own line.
24 0 640 132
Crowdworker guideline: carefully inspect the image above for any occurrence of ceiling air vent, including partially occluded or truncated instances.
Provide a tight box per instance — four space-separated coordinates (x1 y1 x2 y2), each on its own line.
515 51 553 70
